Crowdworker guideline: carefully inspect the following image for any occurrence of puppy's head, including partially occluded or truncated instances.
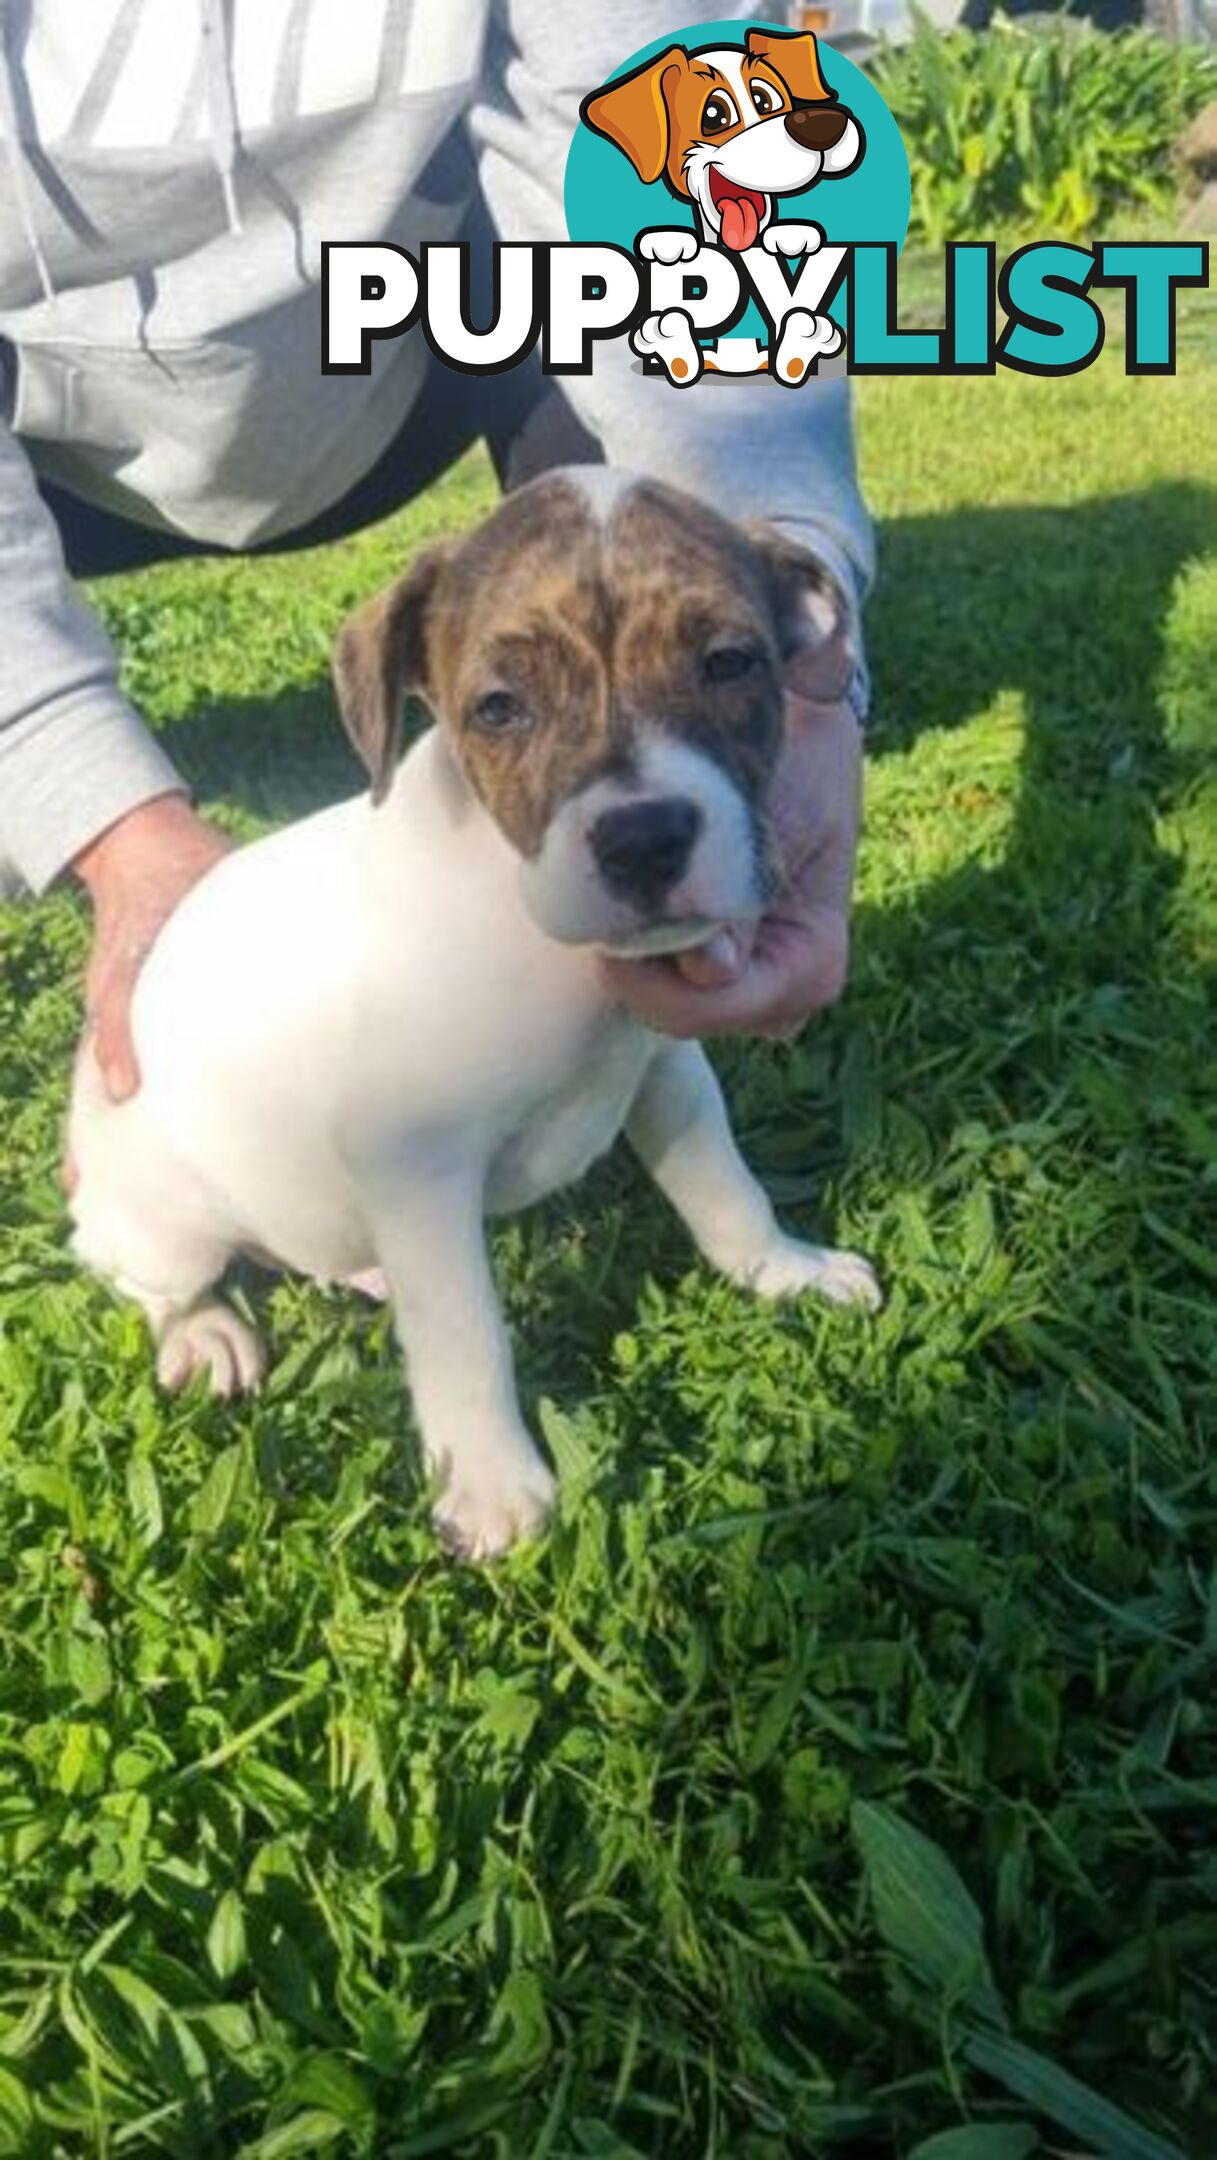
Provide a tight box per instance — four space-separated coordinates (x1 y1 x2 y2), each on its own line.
333 470 850 956
581 30 863 252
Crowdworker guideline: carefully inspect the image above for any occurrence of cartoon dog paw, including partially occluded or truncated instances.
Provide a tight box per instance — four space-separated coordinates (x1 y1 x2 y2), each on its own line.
761 222 825 258
631 308 703 386
773 307 843 385
638 228 700 266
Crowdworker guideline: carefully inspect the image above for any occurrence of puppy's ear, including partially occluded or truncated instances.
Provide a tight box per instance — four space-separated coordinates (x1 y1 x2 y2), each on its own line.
750 528 857 703
744 27 834 104
332 548 449 806
580 47 688 184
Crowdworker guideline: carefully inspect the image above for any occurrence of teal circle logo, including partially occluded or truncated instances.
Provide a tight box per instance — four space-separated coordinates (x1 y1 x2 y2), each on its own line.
565 17 910 359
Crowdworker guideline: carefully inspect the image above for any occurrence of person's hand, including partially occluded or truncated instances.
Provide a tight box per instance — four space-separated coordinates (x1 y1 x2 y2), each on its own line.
600 680 862 1039
72 793 232 1101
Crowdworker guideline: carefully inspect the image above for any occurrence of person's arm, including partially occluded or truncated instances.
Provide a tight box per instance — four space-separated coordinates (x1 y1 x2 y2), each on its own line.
471 1 872 1039
0 414 227 1096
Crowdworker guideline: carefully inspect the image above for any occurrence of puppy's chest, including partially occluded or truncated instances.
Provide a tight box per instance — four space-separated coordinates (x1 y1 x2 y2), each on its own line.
485 1024 655 1216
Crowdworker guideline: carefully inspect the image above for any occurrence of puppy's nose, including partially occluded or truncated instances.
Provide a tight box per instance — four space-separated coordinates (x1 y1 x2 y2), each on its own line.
591 797 702 902
784 103 849 151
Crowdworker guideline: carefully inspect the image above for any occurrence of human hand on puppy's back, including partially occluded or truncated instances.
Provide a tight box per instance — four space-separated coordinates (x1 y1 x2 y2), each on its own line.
71 795 232 1105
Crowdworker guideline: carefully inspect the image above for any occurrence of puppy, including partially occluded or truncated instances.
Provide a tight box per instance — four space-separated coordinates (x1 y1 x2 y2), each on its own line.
68 471 879 1559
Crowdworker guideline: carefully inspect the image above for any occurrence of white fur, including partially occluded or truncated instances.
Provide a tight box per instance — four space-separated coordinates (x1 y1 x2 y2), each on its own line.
69 571 880 1560
518 729 760 951
566 463 639 525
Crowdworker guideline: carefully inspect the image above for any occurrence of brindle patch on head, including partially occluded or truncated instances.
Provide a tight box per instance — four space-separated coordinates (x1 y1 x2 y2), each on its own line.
340 471 840 863
605 481 793 796
419 479 623 859
423 475 804 861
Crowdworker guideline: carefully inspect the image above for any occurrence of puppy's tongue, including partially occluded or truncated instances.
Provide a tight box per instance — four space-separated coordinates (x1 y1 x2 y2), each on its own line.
719 195 759 252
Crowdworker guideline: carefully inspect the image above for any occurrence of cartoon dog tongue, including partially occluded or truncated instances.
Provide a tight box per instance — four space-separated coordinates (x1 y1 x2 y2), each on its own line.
713 183 760 252
718 192 761 252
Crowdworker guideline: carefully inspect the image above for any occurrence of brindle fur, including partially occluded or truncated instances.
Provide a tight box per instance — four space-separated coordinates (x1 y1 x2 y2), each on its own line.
333 476 841 862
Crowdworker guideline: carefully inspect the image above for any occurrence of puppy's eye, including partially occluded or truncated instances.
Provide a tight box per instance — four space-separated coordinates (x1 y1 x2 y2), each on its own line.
749 80 782 116
702 642 763 685
469 690 529 735
701 91 739 135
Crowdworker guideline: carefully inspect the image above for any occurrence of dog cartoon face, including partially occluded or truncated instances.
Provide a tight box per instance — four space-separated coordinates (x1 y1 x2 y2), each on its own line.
333 472 849 955
582 28 864 252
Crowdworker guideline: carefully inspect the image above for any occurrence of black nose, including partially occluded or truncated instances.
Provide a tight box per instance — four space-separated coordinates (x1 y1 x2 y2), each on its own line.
591 797 702 902
784 103 850 151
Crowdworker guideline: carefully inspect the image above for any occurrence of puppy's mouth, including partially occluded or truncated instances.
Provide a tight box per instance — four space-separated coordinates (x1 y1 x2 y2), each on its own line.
597 915 723 960
708 168 767 252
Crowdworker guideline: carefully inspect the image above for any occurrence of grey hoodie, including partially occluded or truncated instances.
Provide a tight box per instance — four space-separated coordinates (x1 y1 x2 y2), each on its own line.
0 0 871 894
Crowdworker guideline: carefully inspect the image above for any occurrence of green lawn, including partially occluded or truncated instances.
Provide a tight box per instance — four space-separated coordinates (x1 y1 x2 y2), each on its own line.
1 334 1215 2157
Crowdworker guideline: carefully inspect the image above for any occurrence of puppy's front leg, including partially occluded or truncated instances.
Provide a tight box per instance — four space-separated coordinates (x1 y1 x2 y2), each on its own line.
626 1042 880 1309
371 1168 555 1558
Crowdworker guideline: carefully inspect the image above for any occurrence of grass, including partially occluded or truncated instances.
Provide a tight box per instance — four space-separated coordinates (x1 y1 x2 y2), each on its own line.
2 323 1216 2157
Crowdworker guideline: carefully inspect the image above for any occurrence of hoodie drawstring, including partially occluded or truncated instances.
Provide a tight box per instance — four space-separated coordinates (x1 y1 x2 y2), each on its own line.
199 0 243 236
0 1 243 304
0 4 56 299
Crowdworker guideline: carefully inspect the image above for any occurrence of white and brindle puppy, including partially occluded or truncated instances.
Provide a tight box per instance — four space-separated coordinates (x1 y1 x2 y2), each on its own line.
68 471 879 1559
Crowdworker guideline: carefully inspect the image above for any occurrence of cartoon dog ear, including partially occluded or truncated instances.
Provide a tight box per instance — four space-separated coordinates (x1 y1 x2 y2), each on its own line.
332 547 450 805
580 47 689 185
744 26 834 104
750 528 857 701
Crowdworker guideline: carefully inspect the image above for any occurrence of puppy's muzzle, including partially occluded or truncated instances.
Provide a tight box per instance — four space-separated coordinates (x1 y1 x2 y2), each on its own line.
591 797 703 905
785 104 850 151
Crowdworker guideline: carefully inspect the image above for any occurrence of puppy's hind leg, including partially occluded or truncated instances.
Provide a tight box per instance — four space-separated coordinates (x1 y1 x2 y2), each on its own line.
626 1041 881 1311
69 1089 265 1398
145 1291 266 1400
78 1234 266 1401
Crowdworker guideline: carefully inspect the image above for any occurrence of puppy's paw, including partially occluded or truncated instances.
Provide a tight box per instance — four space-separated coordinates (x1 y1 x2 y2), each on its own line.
431 1446 557 1562
745 1235 882 1312
157 1302 266 1398
343 1266 391 1302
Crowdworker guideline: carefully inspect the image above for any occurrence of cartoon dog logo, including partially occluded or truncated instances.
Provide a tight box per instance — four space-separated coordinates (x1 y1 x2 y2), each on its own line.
581 27 864 383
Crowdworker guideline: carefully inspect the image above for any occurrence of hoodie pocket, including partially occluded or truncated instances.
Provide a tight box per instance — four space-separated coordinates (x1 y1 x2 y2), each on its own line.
11 335 255 454
6 334 318 547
